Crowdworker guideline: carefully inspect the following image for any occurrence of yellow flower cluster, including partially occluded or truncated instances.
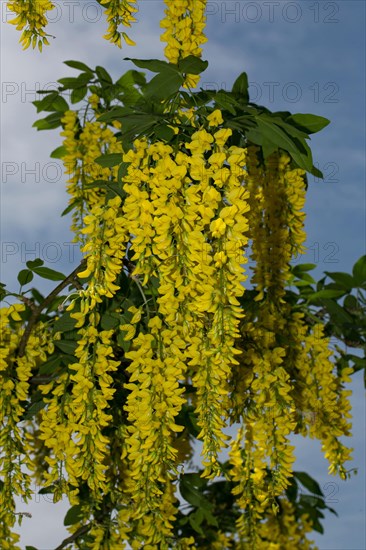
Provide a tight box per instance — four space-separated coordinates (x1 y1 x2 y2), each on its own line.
294 323 353 478
39 327 120 495
74 195 128 311
60 110 124 241
122 123 249 486
228 147 353 540
0 305 54 544
100 0 138 47
257 499 316 549
246 147 306 303
7 0 53 50
7 0 138 49
160 0 208 86
123 322 185 544
112 117 249 543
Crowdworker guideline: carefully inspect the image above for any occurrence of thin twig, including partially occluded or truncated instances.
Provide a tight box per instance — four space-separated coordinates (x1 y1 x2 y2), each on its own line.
54 524 91 550
17 259 86 358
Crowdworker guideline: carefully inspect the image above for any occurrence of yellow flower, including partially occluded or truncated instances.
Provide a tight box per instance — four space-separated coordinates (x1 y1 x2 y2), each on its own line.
207 109 224 127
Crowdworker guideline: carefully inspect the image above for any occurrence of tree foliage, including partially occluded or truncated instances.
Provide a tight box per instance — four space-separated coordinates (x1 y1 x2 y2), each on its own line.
2 1 365 549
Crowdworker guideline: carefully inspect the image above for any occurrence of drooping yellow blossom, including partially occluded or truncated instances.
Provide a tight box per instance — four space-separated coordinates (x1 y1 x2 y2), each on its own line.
246 148 307 303
207 109 224 127
39 327 120 495
121 123 250 493
73 195 128 310
294 324 353 478
99 0 138 47
7 0 53 50
60 110 124 241
7 0 138 50
257 499 317 549
160 0 208 86
0 306 55 544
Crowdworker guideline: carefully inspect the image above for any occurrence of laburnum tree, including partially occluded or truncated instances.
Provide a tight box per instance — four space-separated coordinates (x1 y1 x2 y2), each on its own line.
2 1 366 549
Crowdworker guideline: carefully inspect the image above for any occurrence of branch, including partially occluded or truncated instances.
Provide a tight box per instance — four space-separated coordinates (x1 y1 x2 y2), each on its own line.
54 524 91 550
17 259 87 358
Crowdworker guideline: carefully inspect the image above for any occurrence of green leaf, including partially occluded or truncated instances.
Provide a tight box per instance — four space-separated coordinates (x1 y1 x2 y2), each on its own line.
144 70 184 99
117 332 131 352
57 77 81 89
64 60 93 73
293 263 317 272
39 355 61 375
30 288 44 305
125 58 178 73
189 512 205 535
33 92 58 112
294 272 315 284
352 255 366 286
232 72 249 103
95 66 113 84
308 289 345 301
154 124 176 142
32 266 66 281
23 400 46 420
70 86 88 104
116 69 146 89
54 313 77 332
118 162 129 182
180 479 210 509
178 55 208 75
321 299 354 324
26 546 39 550
310 165 324 179
343 295 358 311
288 113 330 134
55 340 77 355
201 507 219 527
38 485 55 494
294 471 323 496
101 313 120 330
50 145 67 159
97 106 133 123
255 116 299 156
17 269 34 286
61 199 82 217
289 143 314 173
0 283 7 301
52 95 69 112
94 153 122 168
64 504 83 526
324 271 355 290
214 92 237 115
285 478 298 502
33 112 63 131
26 258 44 269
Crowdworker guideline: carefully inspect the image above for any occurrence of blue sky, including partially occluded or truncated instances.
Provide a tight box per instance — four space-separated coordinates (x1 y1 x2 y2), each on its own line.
1 1 365 548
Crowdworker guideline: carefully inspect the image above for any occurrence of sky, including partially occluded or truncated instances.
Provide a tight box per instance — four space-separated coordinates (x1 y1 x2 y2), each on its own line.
0 0 365 548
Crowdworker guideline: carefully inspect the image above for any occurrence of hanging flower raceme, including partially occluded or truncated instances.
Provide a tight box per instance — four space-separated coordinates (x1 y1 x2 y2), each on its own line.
0 305 56 545
293 323 353 478
7 0 53 50
160 0 208 86
99 0 138 47
258 499 316 550
60 110 124 241
246 148 306 305
7 0 138 49
119 114 250 543
227 145 353 546
39 327 121 496
72 195 128 312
